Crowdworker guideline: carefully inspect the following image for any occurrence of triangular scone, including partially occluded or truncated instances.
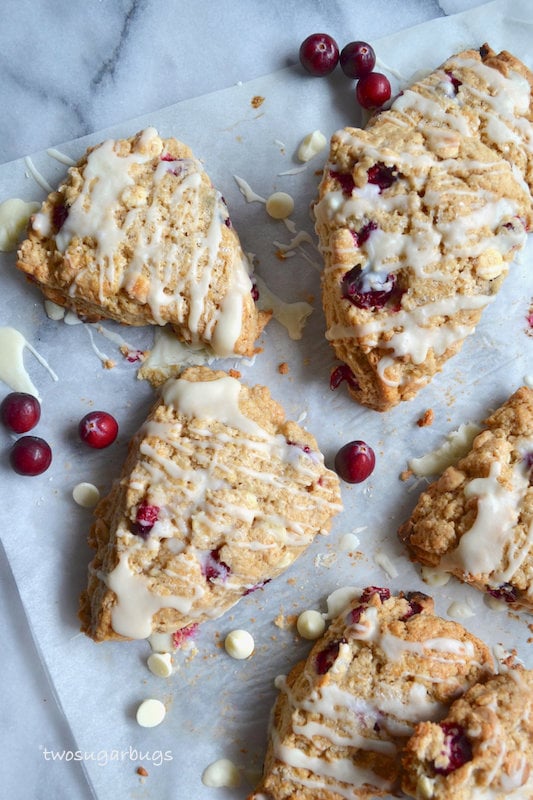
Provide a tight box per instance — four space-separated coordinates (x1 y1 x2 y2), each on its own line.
402 669 533 800
249 588 493 800
17 127 270 357
314 45 533 411
399 386 533 613
79 366 342 642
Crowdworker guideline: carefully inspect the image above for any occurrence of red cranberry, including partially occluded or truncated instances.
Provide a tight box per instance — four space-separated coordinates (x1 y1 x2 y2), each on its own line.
445 70 462 94
330 364 360 392
341 266 400 310
315 638 346 674
487 583 517 603
203 548 230 583
367 163 399 191
351 220 378 247
434 723 472 774
340 41 376 78
329 170 355 195
299 33 339 76
9 436 52 476
356 72 391 109
360 586 390 604
1 392 41 433
131 501 160 539
347 605 365 624
52 203 68 232
78 411 118 449
172 623 199 648
334 440 375 484
251 283 260 302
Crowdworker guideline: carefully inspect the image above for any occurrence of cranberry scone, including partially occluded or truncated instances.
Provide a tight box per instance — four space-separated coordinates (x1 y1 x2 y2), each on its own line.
402 669 533 800
17 127 269 357
399 386 533 612
249 588 493 800
315 45 533 410
79 366 342 642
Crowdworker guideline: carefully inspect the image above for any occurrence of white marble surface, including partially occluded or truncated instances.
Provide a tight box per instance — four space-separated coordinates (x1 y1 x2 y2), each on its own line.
0 1 489 798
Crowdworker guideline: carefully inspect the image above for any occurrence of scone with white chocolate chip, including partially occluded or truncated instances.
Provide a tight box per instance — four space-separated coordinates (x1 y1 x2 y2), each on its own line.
79 366 342 642
399 386 533 613
315 45 533 411
401 669 533 800
17 127 270 357
249 588 493 800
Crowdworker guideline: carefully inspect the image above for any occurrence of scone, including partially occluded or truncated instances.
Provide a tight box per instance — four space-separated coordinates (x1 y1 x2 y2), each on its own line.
79 366 342 642
402 669 533 800
314 45 533 411
249 588 493 800
17 127 270 357
399 386 533 613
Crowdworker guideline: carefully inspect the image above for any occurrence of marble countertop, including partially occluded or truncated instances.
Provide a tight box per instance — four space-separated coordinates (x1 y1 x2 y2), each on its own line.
1 1 488 798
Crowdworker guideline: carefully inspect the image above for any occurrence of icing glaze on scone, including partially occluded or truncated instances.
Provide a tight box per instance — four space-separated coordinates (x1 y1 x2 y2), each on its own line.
79 367 342 641
18 128 270 357
315 46 533 410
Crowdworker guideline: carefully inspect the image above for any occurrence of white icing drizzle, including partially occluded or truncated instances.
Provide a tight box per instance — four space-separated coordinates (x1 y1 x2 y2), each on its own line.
24 156 54 193
0 326 58 399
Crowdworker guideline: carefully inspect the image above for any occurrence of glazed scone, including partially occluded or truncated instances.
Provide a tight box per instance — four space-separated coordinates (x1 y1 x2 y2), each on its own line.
402 669 533 800
314 45 533 411
79 366 342 642
249 588 493 800
399 386 533 613
17 127 270 357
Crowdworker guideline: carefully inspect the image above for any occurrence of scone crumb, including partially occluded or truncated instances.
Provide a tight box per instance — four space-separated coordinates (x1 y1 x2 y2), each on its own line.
275 249 288 260
274 613 297 630
137 766 149 777
228 368 241 379
103 359 116 370
400 468 413 481
251 95 265 109
417 408 434 427
278 362 289 375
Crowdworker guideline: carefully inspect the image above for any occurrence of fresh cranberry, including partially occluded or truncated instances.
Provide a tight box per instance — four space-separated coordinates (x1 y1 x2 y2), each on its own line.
334 440 375 484
299 33 339 76
9 436 52 476
340 41 376 78
367 163 398 191
1 392 41 433
52 203 68 232
78 411 118 449
351 220 378 247
315 638 346 674
445 70 462 94
131 501 160 539
172 623 198 648
341 266 401 310
360 586 390 604
330 364 360 392
203 548 230 583
356 72 391 109
487 583 517 603
329 170 355 195
434 723 472 774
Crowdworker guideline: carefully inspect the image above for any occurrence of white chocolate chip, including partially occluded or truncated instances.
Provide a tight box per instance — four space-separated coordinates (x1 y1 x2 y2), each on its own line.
224 629 255 660
72 482 100 508
447 600 475 619
201 758 241 788
266 191 294 219
296 610 326 640
136 698 166 728
421 566 451 587
147 652 173 678
325 586 361 619
44 299 66 321
297 130 327 162
416 775 436 799
339 532 360 551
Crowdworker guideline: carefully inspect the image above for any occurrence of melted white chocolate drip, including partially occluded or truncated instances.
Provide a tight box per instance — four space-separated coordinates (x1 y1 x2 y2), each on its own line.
0 326 58 399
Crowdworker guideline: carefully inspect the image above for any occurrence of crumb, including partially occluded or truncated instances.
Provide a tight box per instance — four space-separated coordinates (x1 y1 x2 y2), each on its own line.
400 468 413 481
137 766 149 777
276 249 288 261
286 578 296 585
251 95 265 109
274 613 298 630
278 362 289 375
103 359 116 370
417 408 434 427
306 294 315 304
228 368 241 379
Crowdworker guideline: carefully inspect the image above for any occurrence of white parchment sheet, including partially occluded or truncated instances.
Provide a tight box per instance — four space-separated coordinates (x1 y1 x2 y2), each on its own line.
1 1 532 797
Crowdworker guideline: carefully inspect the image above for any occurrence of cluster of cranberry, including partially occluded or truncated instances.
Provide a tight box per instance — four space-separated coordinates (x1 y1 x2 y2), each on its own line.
299 33 391 110
1 391 118 476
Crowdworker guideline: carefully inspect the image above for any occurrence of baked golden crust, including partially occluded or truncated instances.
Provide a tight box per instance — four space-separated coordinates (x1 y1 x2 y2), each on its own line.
79 366 342 642
17 128 270 357
315 45 533 411
399 386 533 612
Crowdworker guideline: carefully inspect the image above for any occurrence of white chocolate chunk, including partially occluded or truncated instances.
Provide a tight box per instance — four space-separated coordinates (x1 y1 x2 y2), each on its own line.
296 609 326 640
44 299 66 320
297 130 327 162
224 629 255 660
201 758 241 788
147 652 173 677
266 191 294 219
72 482 100 508
136 698 166 727
421 566 451 587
